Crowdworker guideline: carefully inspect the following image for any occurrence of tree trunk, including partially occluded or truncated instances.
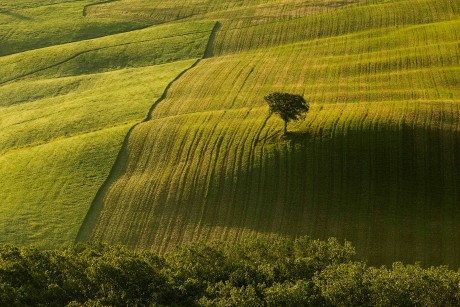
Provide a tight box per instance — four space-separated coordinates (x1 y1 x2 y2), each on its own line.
283 121 288 135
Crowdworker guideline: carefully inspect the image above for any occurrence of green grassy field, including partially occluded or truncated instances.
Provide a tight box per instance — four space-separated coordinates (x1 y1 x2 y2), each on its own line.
0 3 214 247
77 0 460 266
0 0 148 56
2 0 460 266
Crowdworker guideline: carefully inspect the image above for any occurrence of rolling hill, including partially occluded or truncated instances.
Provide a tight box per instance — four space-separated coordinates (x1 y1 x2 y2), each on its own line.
0 2 214 246
2 0 460 266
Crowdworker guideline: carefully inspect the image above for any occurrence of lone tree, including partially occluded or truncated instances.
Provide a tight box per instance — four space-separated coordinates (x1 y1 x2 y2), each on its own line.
264 92 309 135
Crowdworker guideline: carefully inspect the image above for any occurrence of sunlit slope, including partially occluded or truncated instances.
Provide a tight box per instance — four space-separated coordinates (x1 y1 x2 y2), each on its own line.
78 0 460 266
83 0 459 56
210 0 460 55
85 0 358 25
0 0 146 56
0 125 131 245
0 21 211 87
0 20 213 247
0 22 213 152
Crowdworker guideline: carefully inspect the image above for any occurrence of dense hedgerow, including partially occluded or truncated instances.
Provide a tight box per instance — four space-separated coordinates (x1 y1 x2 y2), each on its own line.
1 237 459 306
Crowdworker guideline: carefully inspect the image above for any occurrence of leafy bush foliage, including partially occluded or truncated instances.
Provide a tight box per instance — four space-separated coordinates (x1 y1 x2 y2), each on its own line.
1 237 459 306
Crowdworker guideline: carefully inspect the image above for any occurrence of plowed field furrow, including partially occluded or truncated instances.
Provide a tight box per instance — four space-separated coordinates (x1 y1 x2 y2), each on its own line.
50 0 460 266
80 98 460 264
0 0 452 266
212 0 459 55
0 9 214 246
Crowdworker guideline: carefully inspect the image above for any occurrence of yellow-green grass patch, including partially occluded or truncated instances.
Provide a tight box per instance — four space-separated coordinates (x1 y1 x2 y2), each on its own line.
0 59 203 247
0 20 213 84
85 0 360 25
0 124 131 247
0 0 147 56
0 60 198 153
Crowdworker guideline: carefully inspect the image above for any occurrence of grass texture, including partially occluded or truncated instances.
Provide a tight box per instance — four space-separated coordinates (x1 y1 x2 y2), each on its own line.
2 0 460 266
0 6 214 247
77 0 460 266
0 0 147 56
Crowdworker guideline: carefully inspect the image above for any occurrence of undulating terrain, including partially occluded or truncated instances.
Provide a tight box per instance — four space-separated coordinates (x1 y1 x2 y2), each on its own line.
0 0 214 246
1 0 459 266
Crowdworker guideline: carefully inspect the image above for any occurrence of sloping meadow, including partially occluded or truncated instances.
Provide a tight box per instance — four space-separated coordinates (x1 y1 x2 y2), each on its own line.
1 0 460 267
0 0 146 56
78 0 460 266
0 8 214 247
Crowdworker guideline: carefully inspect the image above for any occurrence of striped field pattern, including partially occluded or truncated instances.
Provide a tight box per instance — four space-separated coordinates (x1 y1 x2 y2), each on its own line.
77 0 460 266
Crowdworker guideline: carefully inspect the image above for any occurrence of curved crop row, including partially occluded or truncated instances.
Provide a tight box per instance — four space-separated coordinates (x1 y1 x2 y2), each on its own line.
80 101 460 266
79 0 460 265
0 18 214 247
211 0 459 55
86 0 358 25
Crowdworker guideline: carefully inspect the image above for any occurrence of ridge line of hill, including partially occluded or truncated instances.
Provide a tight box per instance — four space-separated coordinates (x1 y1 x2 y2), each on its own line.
83 0 120 17
0 28 212 86
146 22 220 120
0 120 139 158
75 22 220 242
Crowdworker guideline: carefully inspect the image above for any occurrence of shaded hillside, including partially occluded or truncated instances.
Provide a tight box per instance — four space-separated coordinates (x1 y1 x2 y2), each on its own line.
77 0 460 266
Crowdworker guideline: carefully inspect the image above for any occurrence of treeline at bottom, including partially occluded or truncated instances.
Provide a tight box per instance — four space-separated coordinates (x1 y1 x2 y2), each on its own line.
1 237 460 306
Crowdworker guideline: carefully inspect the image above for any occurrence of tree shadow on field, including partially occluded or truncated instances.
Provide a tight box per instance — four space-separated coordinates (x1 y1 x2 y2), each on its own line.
0 10 32 20
284 131 312 145
195 125 460 267
261 130 312 146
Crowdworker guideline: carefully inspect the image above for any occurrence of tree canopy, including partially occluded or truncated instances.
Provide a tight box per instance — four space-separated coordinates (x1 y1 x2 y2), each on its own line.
1 238 460 306
264 92 309 135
